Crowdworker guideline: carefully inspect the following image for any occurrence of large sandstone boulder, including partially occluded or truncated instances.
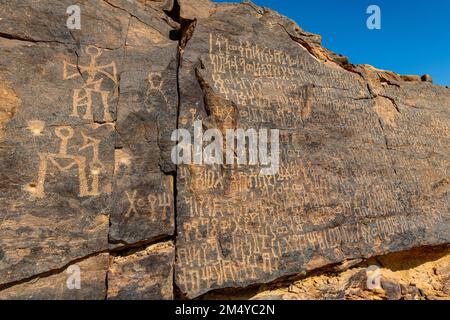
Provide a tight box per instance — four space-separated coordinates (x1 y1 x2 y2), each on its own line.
0 0 448 299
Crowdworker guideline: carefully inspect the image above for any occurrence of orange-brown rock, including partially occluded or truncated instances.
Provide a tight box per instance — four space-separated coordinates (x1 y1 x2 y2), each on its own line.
249 246 450 300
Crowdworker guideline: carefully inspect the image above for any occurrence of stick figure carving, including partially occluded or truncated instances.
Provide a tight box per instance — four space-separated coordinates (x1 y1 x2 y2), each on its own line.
63 46 118 122
34 126 104 198
147 71 169 107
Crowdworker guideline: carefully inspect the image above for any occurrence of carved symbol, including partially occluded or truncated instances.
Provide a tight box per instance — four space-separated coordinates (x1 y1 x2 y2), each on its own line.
63 46 118 122
33 126 104 198
125 190 138 218
148 72 163 92
147 72 169 106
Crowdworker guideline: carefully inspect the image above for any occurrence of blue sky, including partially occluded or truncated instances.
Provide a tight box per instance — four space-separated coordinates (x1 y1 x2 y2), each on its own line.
213 0 450 86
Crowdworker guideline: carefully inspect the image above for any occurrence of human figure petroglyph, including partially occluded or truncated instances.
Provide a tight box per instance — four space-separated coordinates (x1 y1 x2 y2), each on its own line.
63 46 118 122
32 126 104 198
146 72 170 110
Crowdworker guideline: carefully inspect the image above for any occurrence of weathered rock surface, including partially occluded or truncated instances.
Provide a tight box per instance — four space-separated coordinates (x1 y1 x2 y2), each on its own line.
248 245 450 300
108 0 178 246
0 253 109 300
0 0 449 300
174 0 449 298
0 0 177 292
107 241 175 299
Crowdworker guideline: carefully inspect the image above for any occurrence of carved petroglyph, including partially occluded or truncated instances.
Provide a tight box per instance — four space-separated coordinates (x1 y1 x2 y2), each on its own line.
30 126 104 198
19 47 116 201
148 72 167 99
63 46 118 122
146 71 170 113
176 208 446 294
27 120 45 136
206 33 341 127
114 149 132 172
125 189 172 221
175 25 450 298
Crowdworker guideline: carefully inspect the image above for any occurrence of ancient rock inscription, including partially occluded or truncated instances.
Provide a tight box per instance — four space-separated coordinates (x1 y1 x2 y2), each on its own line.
175 11 449 298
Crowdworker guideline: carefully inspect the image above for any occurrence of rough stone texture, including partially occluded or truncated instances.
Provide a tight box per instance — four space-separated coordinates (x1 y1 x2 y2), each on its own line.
107 241 175 300
174 0 450 298
248 245 450 300
0 40 115 285
0 0 449 300
108 0 178 246
0 254 109 300
0 0 177 295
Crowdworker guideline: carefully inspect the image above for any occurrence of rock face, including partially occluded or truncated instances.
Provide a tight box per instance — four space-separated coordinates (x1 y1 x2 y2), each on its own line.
0 0 449 300
107 241 175 300
0 0 178 297
174 1 450 298
249 246 450 300
0 254 109 300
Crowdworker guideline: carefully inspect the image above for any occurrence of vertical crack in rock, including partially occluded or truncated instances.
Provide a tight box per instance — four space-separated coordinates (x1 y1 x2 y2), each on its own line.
367 91 400 177
107 0 179 255
375 114 399 176
104 260 109 300
379 95 401 114
163 0 200 299
103 25 126 300
74 49 87 84
376 116 390 149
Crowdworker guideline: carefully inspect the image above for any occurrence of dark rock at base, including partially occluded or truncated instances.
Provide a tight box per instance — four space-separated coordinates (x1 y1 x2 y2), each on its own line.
107 242 175 300
0 254 109 300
